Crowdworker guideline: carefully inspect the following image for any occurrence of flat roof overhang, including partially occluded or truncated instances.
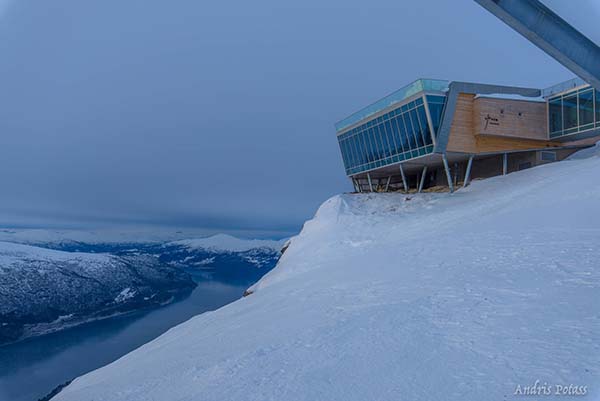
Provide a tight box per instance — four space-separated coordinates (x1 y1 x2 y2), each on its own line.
335 79 448 134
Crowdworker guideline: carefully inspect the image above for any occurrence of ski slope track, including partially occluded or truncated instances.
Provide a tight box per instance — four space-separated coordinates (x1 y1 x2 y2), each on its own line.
55 145 600 401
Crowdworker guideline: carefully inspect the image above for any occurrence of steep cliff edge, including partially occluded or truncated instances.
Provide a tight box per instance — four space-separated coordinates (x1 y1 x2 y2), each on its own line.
54 145 600 401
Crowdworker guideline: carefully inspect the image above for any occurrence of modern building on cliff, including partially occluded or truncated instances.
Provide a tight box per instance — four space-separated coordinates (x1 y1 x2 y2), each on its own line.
335 78 600 193
335 0 600 193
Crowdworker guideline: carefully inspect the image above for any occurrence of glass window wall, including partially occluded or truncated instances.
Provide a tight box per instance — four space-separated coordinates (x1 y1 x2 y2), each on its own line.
337 94 445 176
548 85 600 139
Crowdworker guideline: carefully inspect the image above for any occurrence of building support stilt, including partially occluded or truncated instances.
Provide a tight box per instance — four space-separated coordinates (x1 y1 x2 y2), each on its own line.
384 176 392 192
442 153 454 193
399 164 408 193
418 166 428 193
463 155 474 188
352 178 360 193
367 173 374 192
503 153 508 176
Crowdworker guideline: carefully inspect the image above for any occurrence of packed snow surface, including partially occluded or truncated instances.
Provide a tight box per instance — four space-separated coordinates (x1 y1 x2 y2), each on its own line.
55 147 600 401
169 234 284 253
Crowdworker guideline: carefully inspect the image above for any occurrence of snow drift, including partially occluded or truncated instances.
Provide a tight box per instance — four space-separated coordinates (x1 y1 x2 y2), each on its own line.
54 147 600 401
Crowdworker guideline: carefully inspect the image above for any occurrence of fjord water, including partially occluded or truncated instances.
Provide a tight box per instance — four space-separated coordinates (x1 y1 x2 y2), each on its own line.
0 272 246 401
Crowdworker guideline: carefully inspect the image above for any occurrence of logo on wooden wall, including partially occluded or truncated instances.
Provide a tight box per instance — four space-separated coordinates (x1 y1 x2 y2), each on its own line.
484 114 500 130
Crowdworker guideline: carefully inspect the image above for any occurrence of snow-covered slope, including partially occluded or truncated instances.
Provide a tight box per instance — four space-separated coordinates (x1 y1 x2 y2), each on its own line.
0 242 194 345
55 147 600 401
169 233 284 253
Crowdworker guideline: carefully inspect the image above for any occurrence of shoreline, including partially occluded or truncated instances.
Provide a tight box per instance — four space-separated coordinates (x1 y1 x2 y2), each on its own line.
0 289 192 348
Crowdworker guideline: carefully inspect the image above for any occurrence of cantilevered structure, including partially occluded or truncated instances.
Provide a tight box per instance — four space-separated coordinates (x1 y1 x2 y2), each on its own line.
336 78 600 193
335 0 600 193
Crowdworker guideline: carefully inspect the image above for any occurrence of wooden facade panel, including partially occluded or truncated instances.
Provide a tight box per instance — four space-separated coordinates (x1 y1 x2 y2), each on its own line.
475 135 562 153
473 97 548 140
447 93 561 155
446 94 477 153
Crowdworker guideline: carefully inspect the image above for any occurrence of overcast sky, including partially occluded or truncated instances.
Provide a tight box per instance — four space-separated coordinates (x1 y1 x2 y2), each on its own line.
0 0 597 236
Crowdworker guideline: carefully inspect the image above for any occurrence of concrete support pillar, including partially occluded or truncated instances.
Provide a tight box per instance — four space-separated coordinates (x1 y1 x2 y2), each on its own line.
367 173 374 192
384 176 392 192
417 166 428 194
399 164 409 193
442 153 454 193
463 156 474 188
503 153 508 176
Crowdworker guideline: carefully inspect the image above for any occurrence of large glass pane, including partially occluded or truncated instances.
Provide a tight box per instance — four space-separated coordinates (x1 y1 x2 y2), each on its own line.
359 131 369 164
379 123 391 158
369 127 380 161
548 98 563 135
410 109 425 148
347 136 356 168
417 106 433 145
397 114 411 152
563 93 578 131
390 118 403 154
403 112 417 150
346 138 355 168
579 89 594 127
384 120 397 156
426 95 446 137
342 139 354 168
376 124 389 158
338 140 348 169
357 133 367 166
596 91 600 124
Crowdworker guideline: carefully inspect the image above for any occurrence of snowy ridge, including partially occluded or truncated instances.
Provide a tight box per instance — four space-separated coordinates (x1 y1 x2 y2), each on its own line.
169 234 285 253
0 241 112 265
0 228 290 247
55 146 600 401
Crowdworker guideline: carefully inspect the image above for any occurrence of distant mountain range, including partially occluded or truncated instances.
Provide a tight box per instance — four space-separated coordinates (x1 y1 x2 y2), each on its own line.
0 233 284 346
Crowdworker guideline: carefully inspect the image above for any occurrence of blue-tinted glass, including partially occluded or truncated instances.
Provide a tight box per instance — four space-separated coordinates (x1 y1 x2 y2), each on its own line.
579 89 594 126
403 112 417 150
338 140 347 168
410 109 425 148
357 134 366 166
597 91 600 124
563 94 578 130
360 131 371 164
368 128 380 161
397 114 411 151
358 135 366 166
401 104 409 113
548 97 562 135
417 106 433 145
390 118 403 154
346 137 355 168
382 123 393 158
426 98 444 137
377 125 387 159
378 125 389 158
383 120 396 155
341 138 348 168
345 137 353 168
415 97 423 106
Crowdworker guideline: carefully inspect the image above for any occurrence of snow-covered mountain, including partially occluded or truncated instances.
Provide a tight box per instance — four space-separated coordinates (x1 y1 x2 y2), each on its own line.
169 233 284 253
0 242 195 345
0 234 284 346
54 145 600 401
